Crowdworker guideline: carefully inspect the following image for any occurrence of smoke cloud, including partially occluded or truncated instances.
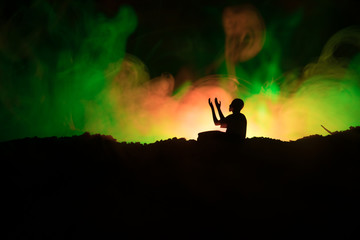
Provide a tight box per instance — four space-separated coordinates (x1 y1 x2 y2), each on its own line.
0 1 359 143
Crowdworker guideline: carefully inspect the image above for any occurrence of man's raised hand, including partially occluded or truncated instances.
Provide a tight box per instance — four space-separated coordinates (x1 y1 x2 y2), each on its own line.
215 98 221 109
208 98 214 108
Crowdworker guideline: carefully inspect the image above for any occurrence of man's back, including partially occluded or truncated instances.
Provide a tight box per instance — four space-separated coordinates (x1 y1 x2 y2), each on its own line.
223 113 247 139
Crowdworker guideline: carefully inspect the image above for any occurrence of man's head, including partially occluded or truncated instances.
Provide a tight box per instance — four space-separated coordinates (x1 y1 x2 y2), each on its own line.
229 98 244 113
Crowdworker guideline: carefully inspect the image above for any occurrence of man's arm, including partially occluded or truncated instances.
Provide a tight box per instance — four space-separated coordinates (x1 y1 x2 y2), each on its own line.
215 98 228 128
209 98 221 125
215 98 225 121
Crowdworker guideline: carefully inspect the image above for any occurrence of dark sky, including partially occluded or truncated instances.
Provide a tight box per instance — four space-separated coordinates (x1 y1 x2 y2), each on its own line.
1 0 360 78
95 0 360 77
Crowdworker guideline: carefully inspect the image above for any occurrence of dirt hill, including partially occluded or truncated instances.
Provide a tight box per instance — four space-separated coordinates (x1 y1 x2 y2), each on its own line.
3 127 360 238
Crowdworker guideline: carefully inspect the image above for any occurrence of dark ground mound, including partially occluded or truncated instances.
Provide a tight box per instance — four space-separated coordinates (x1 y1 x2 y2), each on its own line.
3 128 360 239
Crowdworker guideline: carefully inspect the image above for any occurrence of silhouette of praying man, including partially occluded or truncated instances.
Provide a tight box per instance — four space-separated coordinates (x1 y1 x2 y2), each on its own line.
198 98 247 142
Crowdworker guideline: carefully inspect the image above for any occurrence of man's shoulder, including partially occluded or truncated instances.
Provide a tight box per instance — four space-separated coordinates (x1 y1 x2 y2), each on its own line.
227 113 246 118
225 113 235 119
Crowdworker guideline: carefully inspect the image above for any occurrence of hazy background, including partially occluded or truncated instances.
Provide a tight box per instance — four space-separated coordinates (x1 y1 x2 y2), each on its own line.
1 0 360 142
